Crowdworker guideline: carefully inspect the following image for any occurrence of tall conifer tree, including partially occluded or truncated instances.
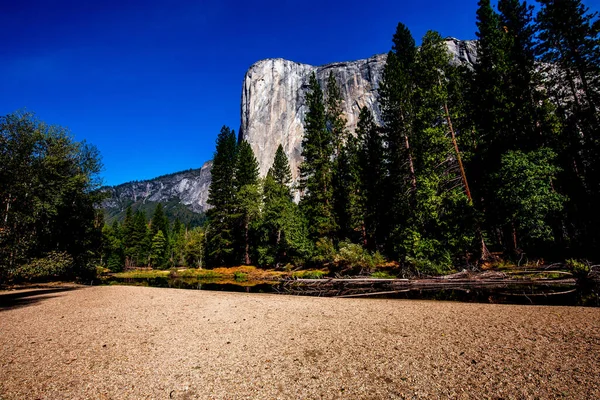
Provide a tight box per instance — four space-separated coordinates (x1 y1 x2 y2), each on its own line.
206 126 238 267
234 140 260 265
379 22 418 256
299 73 336 240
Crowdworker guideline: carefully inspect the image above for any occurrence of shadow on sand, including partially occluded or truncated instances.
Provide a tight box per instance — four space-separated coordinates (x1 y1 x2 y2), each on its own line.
0 286 82 311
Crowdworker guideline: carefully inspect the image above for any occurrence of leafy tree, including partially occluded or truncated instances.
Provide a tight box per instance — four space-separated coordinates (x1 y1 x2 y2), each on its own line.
184 228 205 268
205 126 238 267
494 148 566 252
0 111 104 281
299 72 336 240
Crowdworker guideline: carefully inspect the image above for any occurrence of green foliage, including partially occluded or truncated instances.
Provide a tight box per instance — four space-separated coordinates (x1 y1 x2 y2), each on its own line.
494 148 565 247
566 259 590 280
149 230 167 269
291 270 326 279
299 72 336 240
206 126 238 267
14 251 74 281
233 141 260 265
334 241 386 271
104 199 206 228
233 271 248 282
270 144 292 186
536 0 600 254
313 237 337 265
183 228 205 268
371 271 396 279
0 111 104 282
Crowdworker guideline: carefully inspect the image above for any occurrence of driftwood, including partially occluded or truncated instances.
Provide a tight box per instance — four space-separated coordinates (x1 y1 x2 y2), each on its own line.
280 275 578 298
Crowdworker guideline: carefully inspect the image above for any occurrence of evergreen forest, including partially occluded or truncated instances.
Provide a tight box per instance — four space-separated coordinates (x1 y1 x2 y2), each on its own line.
1 0 599 281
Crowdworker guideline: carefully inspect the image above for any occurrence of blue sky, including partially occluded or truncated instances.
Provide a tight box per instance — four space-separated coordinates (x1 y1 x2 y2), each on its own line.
0 0 534 185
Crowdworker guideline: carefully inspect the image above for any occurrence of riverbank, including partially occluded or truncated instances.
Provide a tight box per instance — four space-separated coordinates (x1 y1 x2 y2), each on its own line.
1 285 599 399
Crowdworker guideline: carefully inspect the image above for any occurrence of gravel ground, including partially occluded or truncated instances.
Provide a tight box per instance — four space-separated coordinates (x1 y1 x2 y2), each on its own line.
1 285 599 399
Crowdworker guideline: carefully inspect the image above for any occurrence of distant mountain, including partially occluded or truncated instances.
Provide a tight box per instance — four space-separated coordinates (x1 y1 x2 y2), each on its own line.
101 38 477 225
102 161 212 226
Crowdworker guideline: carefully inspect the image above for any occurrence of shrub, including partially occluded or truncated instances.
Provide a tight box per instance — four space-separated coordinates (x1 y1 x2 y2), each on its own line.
335 241 386 272
14 251 74 281
234 271 248 282
566 259 590 280
291 270 326 279
312 237 336 264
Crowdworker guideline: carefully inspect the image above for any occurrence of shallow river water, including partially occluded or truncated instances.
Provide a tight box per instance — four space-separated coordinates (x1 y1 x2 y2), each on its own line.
105 276 600 307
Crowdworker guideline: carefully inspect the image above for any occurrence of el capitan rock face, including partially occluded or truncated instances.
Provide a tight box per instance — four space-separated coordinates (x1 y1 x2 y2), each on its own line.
239 38 477 181
102 38 477 216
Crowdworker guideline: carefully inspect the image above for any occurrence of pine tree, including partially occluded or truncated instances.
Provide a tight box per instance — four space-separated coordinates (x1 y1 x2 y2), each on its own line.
270 144 292 186
405 30 475 268
234 140 260 265
131 210 150 267
149 230 167 268
299 72 336 241
121 206 135 267
326 72 348 157
234 140 260 189
260 150 311 267
356 107 386 250
378 22 418 256
150 203 169 242
206 126 238 267
537 0 600 253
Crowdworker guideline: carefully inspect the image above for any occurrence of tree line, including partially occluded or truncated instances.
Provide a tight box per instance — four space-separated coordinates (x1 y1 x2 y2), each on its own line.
101 204 204 271
2 0 598 280
205 0 600 272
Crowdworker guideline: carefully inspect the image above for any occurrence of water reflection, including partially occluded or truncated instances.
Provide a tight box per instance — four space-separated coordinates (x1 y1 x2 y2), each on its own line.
105 276 600 307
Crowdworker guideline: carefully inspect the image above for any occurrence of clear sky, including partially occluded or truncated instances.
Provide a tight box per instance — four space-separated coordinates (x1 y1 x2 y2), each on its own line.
2 0 498 186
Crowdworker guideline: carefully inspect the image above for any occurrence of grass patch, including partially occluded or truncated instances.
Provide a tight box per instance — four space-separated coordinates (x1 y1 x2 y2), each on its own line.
112 270 170 279
371 271 397 279
291 270 327 279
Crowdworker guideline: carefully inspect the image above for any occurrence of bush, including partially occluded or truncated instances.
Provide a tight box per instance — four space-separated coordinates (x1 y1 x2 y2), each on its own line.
292 270 326 279
14 251 74 281
335 241 386 272
371 271 396 279
313 237 336 264
566 259 590 280
234 271 248 282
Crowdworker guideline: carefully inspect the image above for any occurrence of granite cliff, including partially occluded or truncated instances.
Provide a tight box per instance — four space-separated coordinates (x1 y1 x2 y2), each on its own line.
102 161 212 224
239 38 477 180
102 38 477 217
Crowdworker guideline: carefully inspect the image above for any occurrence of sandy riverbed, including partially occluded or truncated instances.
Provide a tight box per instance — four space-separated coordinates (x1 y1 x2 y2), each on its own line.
1 285 599 399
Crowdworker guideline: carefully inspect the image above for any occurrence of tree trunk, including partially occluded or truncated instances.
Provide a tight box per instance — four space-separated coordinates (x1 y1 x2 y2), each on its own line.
244 216 250 265
444 101 472 202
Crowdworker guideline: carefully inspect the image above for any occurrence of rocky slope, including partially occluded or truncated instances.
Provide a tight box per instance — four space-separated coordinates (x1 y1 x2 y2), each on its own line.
102 38 477 217
239 37 477 180
102 161 212 223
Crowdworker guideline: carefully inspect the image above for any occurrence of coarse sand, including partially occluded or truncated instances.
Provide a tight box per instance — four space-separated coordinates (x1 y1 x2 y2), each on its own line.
1 285 599 399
